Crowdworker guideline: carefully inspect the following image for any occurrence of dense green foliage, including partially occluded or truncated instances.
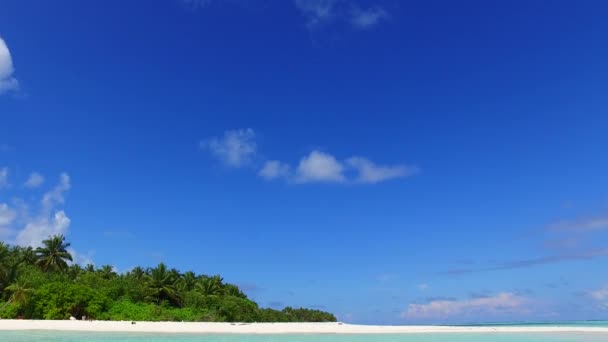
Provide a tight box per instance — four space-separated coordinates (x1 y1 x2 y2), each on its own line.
0 236 336 322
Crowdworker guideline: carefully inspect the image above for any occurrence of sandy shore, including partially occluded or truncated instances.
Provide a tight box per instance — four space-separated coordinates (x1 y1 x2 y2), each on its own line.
1 320 608 334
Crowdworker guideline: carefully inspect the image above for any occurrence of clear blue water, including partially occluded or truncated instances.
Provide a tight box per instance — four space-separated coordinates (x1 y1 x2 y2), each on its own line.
1 330 607 342
452 321 608 328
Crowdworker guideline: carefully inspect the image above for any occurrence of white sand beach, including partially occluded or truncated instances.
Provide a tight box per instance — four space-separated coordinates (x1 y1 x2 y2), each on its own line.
1 320 608 334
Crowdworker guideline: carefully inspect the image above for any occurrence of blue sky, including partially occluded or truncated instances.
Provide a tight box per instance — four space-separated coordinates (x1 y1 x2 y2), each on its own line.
1 0 608 324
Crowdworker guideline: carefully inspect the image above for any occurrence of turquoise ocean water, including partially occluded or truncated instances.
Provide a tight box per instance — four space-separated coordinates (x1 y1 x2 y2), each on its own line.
2 323 608 342
0 331 603 342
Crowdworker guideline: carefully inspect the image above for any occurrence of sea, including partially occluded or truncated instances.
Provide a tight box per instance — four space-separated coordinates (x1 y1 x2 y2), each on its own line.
2 322 608 342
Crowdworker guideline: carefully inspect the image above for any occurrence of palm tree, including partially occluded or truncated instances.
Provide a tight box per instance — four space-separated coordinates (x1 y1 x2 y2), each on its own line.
1 279 34 314
179 271 197 292
67 264 83 281
224 284 247 298
0 246 20 293
128 266 145 280
196 275 224 296
5 279 33 307
145 263 180 306
98 265 117 279
0 242 10 286
19 247 37 266
85 264 96 273
35 235 73 272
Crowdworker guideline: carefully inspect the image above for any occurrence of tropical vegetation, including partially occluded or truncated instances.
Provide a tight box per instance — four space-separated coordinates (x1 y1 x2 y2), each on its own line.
0 235 336 322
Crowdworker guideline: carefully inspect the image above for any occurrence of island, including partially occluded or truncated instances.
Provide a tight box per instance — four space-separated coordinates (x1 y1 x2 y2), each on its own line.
0 235 336 323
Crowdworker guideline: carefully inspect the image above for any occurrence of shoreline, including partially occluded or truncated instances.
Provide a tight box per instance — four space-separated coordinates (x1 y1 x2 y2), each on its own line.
1 320 608 334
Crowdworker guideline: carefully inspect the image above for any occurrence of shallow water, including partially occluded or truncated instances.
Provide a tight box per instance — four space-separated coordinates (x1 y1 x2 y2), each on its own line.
1 331 607 342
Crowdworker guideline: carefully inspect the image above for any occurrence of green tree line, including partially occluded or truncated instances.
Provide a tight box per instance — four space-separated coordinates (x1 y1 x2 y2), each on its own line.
0 235 336 322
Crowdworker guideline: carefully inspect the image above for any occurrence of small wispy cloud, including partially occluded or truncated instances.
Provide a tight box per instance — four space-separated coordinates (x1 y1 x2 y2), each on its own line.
418 283 429 291
259 160 291 180
443 209 608 275
294 0 388 31
350 6 388 30
24 172 45 189
0 203 16 227
347 157 417 184
294 0 338 29
403 292 530 319
586 286 608 310
589 286 608 301
0 37 19 94
0 167 8 189
547 214 608 233
441 248 608 275
182 0 213 8
200 128 257 168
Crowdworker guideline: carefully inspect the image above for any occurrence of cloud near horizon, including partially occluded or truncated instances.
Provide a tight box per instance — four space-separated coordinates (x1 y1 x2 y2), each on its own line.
403 292 530 320
0 170 93 265
441 210 608 276
588 286 608 309
0 37 19 94
15 173 71 247
441 248 608 275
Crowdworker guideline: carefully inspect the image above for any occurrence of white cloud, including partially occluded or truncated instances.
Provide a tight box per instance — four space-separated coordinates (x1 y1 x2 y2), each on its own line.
41 173 71 213
15 210 70 248
260 151 417 185
24 172 45 188
1 173 72 247
403 292 529 319
0 37 19 94
295 150 346 183
259 160 291 180
1 171 92 264
68 247 95 267
0 167 8 189
201 128 257 167
347 157 417 183
202 129 417 185
351 6 387 30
